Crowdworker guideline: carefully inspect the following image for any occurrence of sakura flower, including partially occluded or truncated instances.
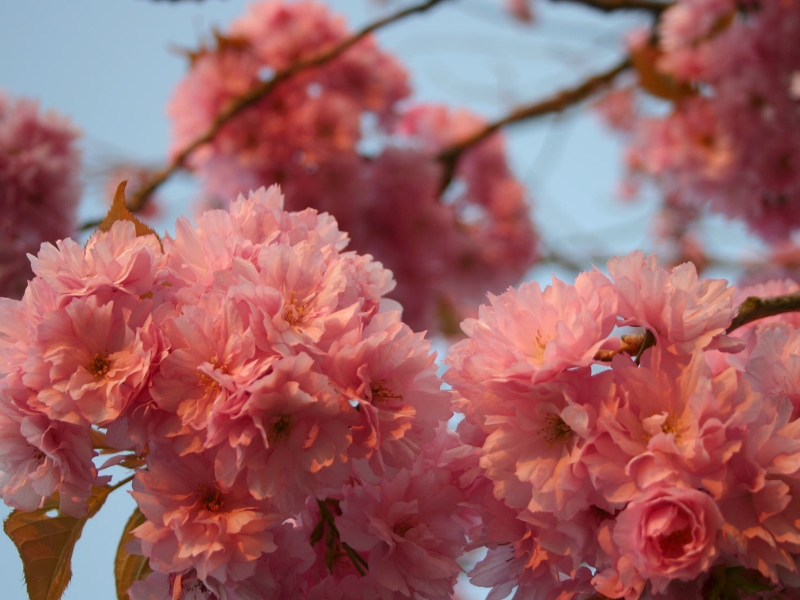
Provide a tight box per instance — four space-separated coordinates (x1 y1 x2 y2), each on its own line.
611 0 800 240
0 379 101 517
588 349 754 503
208 353 355 513
337 466 468 600
596 485 724 597
0 93 81 299
168 0 409 203
445 269 617 427
30 220 165 304
323 310 453 478
718 394 800 585
608 250 736 355
131 449 283 585
22 294 163 426
150 293 270 440
479 368 610 520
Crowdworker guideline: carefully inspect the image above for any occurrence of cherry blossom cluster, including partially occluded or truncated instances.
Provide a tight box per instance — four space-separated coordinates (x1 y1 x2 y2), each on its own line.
168 0 538 333
602 0 800 240
0 186 474 599
0 91 81 299
447 250 800 599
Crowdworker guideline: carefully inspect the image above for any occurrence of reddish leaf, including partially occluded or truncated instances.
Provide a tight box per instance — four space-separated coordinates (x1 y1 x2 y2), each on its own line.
631 41 694 102
98 181 160 242
3 485 114 600
114 508 151 600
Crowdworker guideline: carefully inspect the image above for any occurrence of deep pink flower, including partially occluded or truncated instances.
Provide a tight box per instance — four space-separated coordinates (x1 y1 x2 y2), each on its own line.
0 93 81 299
599 485 723 596
337 467 468 600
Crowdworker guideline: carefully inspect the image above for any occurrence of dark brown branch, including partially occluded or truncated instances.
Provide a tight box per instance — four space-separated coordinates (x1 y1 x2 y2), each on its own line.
727 291 800 334
436 56 631 192
549 0 672 14
123 0 450 214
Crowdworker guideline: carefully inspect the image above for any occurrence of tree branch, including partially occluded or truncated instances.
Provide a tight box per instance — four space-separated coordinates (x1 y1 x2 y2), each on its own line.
123 0 451 214
727 291 800 334
549 0 672 14
436 56 631 192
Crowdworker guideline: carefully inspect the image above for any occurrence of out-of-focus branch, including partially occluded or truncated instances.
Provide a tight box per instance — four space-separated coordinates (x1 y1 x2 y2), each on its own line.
549 0 673 14
727 292 800 334
436 56 631 192
119 0 450 216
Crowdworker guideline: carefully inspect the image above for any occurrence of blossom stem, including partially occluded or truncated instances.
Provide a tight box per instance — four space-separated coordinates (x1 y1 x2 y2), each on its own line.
121 0 451 215
549 0 672 14
109 474 135 493
727 291 800 334
436 56 631 193
315 498 369 576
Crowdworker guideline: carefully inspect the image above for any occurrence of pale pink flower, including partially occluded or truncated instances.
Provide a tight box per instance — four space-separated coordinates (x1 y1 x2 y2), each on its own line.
718 395 800 584
0 379 101 516
588 349 754 504
323 310 453 478
445 269 618 424
150 293 270 437
607 250 736 355
22 294 162 426
742 325 800 420
132 449 283 584
617 0 800 240
208 353 354 512
168 0 409 202
30 220 165 303
479 368 609 520
0 93 81 299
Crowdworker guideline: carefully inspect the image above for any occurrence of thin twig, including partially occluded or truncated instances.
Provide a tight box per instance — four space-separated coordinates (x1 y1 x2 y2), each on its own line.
436 56 631 192
727 291 800 334
109 474 136 492
549 0 672 14
125 0 451 213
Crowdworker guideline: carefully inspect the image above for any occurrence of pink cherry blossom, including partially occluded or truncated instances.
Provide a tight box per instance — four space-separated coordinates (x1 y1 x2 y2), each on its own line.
600 485 723 596
445 269 618 429
0 378 101 517
0 92 81 299
608 250 736 355
132 449 283 585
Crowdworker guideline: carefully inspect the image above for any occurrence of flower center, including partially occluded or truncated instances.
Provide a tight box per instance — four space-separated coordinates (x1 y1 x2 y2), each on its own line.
88 353 111 378
284 292 311 326
267 414 294 445
531 329 551 365
658 524 693 559
393 519 415 537
197 484 224 513
539 412 572 447
197 359 228 394
369 380 403 405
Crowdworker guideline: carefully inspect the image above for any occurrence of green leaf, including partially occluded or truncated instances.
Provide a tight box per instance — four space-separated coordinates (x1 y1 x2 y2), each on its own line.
3 485 114 600
114 508 151 600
